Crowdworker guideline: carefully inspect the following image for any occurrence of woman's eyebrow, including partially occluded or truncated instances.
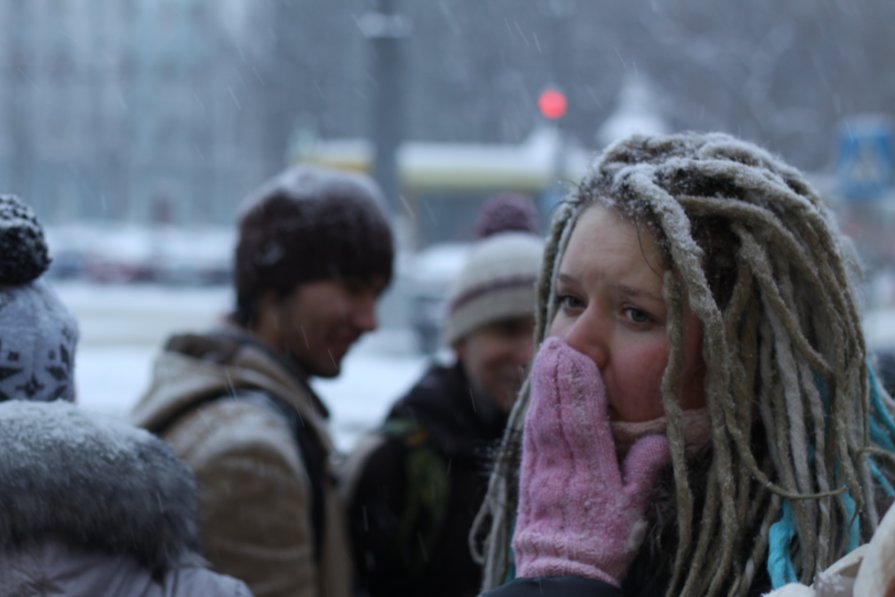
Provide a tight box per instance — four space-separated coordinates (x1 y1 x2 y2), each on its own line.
556 272 662 301
557 272 663 304
612 283 663 304
556 272 576 285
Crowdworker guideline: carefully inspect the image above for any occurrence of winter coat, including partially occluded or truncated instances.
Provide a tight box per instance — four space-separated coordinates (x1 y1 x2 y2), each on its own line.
481 576 618 596
342 361 507 597
0 399 251 597
131 326 352 597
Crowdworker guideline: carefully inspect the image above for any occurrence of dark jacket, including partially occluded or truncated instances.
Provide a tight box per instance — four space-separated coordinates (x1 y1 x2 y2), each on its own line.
131 326 352 597
481 577 619 597
342 361 508 597
0 399 251 597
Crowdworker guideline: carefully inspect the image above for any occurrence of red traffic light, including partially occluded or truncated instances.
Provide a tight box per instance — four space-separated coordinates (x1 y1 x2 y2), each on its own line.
538 88 567 120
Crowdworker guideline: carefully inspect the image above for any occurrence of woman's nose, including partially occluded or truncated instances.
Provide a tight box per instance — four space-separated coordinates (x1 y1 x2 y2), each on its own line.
558 309 608 370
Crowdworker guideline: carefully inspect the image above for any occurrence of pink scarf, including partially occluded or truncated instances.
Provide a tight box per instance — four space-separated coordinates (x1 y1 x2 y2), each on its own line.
611 407 712 458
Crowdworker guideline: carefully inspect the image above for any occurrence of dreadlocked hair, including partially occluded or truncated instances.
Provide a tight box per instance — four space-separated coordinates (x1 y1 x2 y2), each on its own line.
473 131 895 596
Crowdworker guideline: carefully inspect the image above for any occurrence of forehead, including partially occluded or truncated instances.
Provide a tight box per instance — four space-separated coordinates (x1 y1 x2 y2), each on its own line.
562 204 663 270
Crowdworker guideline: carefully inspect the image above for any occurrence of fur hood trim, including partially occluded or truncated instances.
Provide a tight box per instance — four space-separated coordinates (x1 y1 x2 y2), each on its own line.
0 400 199 573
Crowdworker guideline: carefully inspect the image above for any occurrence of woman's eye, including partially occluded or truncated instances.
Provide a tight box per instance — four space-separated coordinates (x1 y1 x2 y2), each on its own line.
623 307 651 324
557 294 584 310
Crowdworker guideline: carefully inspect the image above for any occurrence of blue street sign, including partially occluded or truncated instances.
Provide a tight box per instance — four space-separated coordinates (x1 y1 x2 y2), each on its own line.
837 116 894 201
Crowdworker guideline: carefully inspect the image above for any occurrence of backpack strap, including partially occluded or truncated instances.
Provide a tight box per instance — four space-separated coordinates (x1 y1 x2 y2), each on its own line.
148 389 327 564
253 391 327 566
381 418 451 575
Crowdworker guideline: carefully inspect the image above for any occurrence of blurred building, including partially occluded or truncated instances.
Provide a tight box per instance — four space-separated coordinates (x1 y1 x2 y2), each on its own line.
0 0 263 225
3 0 895 233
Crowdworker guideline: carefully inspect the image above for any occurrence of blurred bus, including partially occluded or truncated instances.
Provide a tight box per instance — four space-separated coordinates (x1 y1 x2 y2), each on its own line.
293 124 592 249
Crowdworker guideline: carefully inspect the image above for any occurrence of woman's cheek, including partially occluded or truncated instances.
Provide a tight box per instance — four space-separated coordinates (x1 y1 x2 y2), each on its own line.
613 342 670 421
547 315 569 338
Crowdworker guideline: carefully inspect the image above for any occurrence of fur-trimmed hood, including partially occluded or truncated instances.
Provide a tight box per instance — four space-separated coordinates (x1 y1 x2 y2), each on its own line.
0 399 200 574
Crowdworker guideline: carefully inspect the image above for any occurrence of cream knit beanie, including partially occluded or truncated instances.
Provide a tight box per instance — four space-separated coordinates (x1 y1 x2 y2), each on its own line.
443 231 543 346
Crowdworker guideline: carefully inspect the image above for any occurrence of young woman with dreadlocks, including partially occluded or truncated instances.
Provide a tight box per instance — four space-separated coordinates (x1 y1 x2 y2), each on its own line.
474 131 895 596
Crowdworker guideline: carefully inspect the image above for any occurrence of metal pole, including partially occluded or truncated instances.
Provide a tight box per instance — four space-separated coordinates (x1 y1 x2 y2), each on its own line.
361 0 409 217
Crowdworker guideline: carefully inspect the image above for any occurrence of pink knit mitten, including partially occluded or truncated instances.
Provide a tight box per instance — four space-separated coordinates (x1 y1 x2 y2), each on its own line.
512 337 670 586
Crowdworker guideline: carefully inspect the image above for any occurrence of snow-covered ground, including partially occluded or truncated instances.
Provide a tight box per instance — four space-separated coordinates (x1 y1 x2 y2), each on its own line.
59 282 430 452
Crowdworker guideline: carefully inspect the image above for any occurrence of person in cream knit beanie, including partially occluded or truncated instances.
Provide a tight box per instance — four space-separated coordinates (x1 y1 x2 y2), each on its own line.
442 231 543 347
344 224 542 597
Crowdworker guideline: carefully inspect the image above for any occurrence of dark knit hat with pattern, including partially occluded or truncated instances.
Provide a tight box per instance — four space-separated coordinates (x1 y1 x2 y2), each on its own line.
234 165 394 323
0 194 79 402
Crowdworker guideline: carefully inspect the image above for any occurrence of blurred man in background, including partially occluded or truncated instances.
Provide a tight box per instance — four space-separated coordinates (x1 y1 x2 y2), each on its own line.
132 166 394 597
342 195 543 597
